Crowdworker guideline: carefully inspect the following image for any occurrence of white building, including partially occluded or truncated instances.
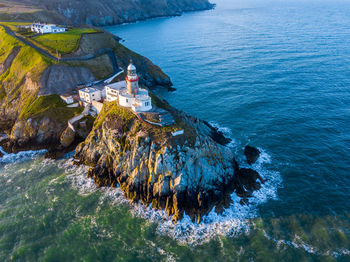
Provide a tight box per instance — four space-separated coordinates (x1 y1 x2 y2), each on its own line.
105 81 126 102
105 63 152 112
31 23 66 34
60 95 74 104
79 87 102 106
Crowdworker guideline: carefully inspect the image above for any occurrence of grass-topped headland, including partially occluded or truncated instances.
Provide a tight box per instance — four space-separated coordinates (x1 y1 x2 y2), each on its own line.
0 26 51 118
32 28 99 55
19 94 83 123
93 98 197 146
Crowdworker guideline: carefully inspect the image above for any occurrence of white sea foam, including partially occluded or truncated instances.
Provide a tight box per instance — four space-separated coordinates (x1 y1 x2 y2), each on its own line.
209 121 237 150
0 124 282 245
264 231 350 258
62 123 283 246
0 146 47 164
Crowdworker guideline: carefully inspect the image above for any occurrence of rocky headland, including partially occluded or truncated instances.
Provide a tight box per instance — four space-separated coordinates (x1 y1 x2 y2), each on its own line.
0 18 265 223
73 97 264 222
0 25 171 153
0 0 214 26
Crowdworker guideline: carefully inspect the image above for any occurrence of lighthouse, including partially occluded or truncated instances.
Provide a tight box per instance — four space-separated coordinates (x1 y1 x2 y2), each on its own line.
126 62 139 95
105 63 152 112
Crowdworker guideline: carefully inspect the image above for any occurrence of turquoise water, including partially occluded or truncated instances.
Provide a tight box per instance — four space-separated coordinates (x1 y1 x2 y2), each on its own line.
1 0 350 260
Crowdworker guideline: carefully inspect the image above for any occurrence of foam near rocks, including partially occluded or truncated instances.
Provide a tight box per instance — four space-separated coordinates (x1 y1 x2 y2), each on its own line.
0 126 282 246
0 146 47 164
63 123 283 246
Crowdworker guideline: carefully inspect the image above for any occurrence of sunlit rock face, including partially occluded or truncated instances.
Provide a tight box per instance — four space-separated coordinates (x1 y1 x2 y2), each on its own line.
74 101 264 223
10 0 214 26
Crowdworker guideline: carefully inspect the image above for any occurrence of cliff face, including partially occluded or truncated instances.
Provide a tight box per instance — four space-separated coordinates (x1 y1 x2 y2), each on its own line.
8 116 64 151
5 0 214 26
0 26 171 147
74 100 263 222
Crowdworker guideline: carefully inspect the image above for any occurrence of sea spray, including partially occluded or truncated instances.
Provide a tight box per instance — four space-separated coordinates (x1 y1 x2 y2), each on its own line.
64 123 283 245
0 146 47 165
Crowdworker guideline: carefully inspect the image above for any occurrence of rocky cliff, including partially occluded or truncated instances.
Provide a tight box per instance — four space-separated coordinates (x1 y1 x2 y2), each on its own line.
1 0 214 26
0 26 171 152
74 98 264 223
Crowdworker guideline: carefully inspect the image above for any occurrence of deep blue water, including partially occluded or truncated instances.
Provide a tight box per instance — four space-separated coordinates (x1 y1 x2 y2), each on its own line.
1 0 350 260
106 0 350 217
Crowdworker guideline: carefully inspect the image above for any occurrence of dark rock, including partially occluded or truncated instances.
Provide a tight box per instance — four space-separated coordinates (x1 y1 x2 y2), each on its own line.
244 145 260 165
203 120 231 145
233 159 264 199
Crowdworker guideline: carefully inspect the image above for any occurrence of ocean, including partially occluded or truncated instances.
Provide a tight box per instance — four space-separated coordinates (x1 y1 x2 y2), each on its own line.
1 0 350 260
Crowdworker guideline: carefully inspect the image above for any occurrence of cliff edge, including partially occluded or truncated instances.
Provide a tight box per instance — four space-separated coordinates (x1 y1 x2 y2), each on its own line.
74 97 264 223
0 0 214 26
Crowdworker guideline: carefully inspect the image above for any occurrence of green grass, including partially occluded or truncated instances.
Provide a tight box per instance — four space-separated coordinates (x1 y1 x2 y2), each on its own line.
0 22 31 32
65 54 113 79
0 26 51 113
94 101 136 129
32 28 98 55
0 26 19 64
19 94 83 123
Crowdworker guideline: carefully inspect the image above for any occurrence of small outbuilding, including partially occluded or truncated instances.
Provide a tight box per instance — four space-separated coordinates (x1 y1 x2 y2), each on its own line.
60 95 74 104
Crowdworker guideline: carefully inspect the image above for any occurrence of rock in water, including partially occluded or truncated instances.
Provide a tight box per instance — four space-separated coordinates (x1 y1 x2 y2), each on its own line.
244 145 260 165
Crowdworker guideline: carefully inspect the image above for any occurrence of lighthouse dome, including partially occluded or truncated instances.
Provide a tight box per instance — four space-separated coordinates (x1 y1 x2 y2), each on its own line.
128 63 136 71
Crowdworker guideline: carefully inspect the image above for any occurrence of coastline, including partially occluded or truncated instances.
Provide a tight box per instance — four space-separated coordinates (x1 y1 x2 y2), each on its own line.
103 4 216 28
0 1 216 27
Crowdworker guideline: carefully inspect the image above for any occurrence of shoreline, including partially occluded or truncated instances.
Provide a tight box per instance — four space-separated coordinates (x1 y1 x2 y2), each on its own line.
102 4 216 29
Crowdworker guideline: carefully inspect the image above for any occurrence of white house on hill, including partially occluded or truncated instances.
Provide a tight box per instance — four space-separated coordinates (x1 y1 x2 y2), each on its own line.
105 63 152 112
31 23 66 34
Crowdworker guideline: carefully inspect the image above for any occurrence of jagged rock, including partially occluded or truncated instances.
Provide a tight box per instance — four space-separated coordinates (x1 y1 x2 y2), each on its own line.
9 117 64 150
244 145 260 165
74 102 263 223
60 127 76 147
233 160 264 198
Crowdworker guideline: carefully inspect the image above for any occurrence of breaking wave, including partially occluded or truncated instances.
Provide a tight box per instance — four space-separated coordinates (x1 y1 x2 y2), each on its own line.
0 124 282 245
0 146 47 164
63 123 283 246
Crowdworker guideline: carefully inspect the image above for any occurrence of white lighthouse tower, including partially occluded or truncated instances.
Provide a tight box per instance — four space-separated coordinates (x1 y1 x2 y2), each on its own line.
126 62 139 95
114 62 152 112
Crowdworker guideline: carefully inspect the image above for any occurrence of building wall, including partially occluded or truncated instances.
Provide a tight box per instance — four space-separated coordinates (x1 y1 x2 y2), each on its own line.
92 101 104 114
133 99 152 112
79 90 101 104
60 96 74 104
119 94 133 107
90 91 101 102
105 87 119 102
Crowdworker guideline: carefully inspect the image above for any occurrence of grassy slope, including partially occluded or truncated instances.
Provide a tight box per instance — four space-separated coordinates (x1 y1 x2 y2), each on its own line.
20 94 83 122
65 54 113 79
32 28 98 54
0 21 31 32
0 26 51 115
95 99 196 146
